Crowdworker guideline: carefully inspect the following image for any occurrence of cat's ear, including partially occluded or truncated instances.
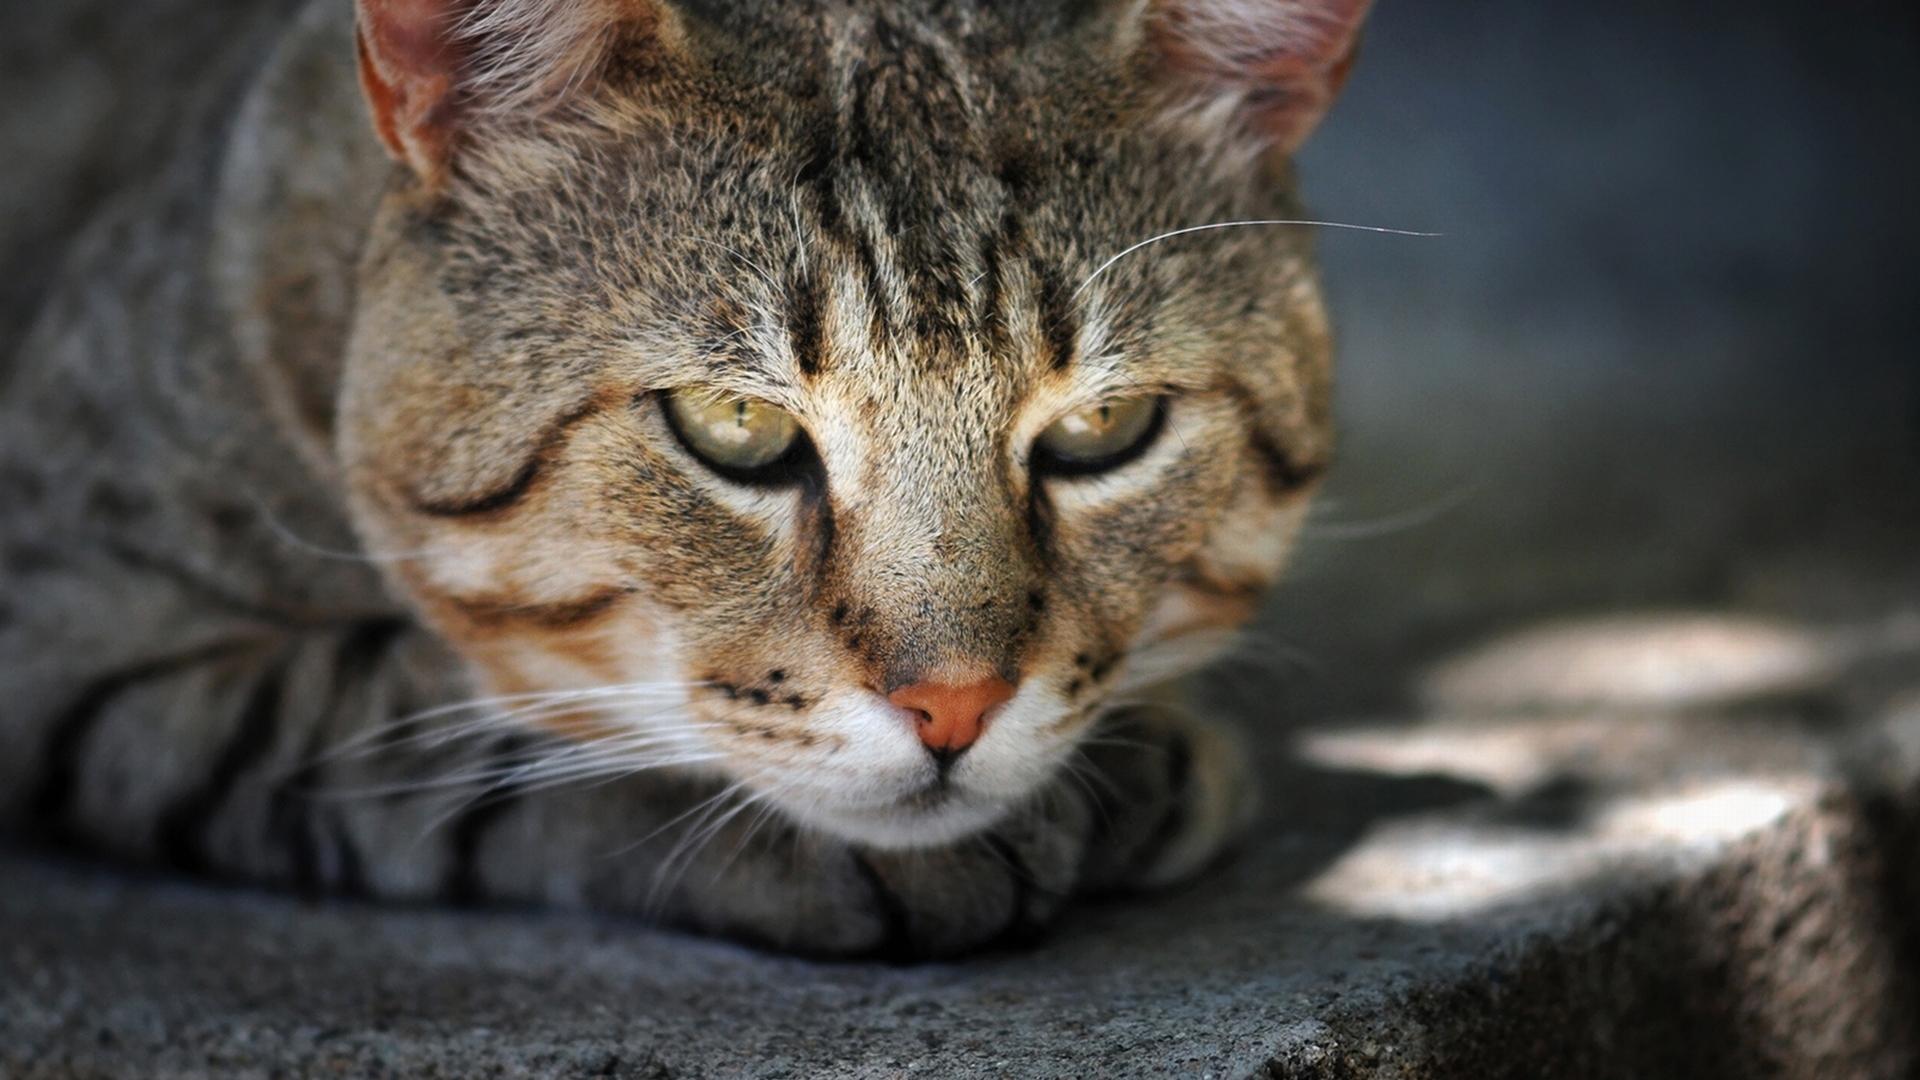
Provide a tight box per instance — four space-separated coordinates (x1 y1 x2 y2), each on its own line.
354 0 673 188
1142 0 1374 152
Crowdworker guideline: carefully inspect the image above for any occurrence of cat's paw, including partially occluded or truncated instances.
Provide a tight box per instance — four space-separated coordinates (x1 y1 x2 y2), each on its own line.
853 784 1093 959
1075 705 1258 893
846 707 1252 956
568 707 1251 958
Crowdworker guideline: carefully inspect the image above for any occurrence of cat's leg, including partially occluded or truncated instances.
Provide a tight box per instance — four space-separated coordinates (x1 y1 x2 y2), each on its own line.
514 700 1255 959
4 593 506 901
7 575 1247 958
1 597 893 950
471 768 1094 958
0 572 1066 956
802 702 1254 957
1073 702 1259 893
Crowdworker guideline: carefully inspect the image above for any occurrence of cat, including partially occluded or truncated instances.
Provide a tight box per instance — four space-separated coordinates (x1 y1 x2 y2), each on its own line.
0 0 1363 958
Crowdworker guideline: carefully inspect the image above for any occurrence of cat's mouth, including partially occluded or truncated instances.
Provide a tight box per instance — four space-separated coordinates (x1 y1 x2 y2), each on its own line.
669 681 1081 849
900 774 960 805
798 787 1012 850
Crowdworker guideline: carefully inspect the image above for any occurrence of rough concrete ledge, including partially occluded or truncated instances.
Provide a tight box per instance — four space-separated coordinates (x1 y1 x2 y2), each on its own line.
6 613 1919 1079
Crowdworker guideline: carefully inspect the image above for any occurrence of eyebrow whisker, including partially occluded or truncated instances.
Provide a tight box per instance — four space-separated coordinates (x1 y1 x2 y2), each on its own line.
1074 218 1440 299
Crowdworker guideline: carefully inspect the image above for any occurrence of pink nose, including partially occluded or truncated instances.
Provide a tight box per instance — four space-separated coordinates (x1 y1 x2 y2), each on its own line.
887 676 1016 754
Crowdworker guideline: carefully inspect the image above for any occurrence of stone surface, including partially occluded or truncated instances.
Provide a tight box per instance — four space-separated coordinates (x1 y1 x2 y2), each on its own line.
7 611 1920 1078
4 0 1919 1076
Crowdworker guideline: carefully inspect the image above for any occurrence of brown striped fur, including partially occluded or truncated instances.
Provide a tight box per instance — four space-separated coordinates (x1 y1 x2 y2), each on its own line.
0 0 1366 956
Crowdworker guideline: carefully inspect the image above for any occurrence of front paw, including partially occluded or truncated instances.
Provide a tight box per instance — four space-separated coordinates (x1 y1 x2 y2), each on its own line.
1075 704 1257 892
849 707 1253 957
855 785 1092 959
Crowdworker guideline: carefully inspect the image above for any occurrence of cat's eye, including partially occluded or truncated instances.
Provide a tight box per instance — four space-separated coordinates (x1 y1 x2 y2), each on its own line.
1033 396 1163 476
663 391 806 481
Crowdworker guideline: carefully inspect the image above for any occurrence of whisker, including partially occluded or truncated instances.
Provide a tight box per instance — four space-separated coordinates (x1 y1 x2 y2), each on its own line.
1074 219 1440 299
355 683 700 734
317 725 723 801
243 490 454 566
642 782 765 912
494 754 725 797
323 684 710 761
1300 479 1485 542
682 236 782 297
1056 754 1128 836
710 798 787 885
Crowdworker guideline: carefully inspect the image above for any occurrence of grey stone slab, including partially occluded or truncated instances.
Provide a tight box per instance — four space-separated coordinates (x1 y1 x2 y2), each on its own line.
8 611 1919 1079
4 0 1918 1076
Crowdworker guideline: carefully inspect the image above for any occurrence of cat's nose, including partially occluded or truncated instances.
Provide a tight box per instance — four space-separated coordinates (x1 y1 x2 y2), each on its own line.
888 676 1016 756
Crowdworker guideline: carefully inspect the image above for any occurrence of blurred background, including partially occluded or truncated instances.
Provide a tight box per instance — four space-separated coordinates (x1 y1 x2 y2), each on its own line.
1265 0 1920 717
4 0 1917 721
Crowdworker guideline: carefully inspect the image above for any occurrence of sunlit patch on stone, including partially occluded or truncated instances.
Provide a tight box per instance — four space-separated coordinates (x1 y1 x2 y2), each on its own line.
1301 778 1808 922
1418 614 1848 713
1298 716 1646 797
1596 781 1798 844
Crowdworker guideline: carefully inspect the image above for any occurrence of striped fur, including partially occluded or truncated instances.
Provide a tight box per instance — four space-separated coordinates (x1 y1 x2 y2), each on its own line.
0 0 1360 957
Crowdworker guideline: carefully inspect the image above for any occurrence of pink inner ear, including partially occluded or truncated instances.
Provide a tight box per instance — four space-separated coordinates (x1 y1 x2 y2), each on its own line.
356 0 476 186
357 0 666 186
361 0 469 78
1151 0 1374 150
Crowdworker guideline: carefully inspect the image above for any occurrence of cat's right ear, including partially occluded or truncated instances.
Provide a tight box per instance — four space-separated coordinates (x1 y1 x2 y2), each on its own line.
355 0 676 189
1127 0 1376 154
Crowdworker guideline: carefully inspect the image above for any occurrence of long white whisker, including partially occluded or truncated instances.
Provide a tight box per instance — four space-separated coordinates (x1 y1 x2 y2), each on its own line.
243 490 455 566
1074 219 1440 299
496 754 726 797
319 718 723 800
641 783 758 910
710 798 787 886
1301 480 1485 542
323 685 709 761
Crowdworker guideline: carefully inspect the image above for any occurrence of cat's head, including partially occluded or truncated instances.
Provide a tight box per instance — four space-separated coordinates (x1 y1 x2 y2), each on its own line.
338 0 1365 848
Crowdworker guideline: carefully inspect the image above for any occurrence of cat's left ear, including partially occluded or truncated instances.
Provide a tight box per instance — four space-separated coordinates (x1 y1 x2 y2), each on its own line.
355 0 676 189
1142 0 1374 153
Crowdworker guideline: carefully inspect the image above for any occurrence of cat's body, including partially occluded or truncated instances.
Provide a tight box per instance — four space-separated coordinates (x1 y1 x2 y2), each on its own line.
0 0 1360 956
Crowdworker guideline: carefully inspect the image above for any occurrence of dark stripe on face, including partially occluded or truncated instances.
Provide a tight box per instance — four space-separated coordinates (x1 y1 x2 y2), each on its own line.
156 645 294 874
1220 376 1332 496
894 213 969 362
1247 427 1328 496
979 210 1027 356
799 479 837 584
410 399 605 518
851 230 894 350
1032 258 1078 371
795 129 844 236
788 271 827 377
28 642 256 839
978 232 1007 354
1026 479 1059 570
444 585 634 631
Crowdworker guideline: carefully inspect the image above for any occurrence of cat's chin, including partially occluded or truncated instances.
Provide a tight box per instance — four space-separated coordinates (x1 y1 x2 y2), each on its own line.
782 792 1016 851
694 685 1076 850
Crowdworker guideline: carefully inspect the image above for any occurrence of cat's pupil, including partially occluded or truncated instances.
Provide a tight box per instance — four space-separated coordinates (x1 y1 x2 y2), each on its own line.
665 391 802 475
1035 395 1161 470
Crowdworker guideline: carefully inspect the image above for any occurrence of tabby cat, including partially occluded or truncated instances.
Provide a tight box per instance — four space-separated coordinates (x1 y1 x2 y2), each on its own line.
0 0 1363 957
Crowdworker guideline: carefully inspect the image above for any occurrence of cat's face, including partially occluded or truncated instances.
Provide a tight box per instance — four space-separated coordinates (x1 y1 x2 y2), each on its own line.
340 0 1356 848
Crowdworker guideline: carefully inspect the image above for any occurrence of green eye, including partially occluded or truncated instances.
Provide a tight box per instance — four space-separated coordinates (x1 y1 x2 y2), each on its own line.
1034 396 1162 475
663 391 803 477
